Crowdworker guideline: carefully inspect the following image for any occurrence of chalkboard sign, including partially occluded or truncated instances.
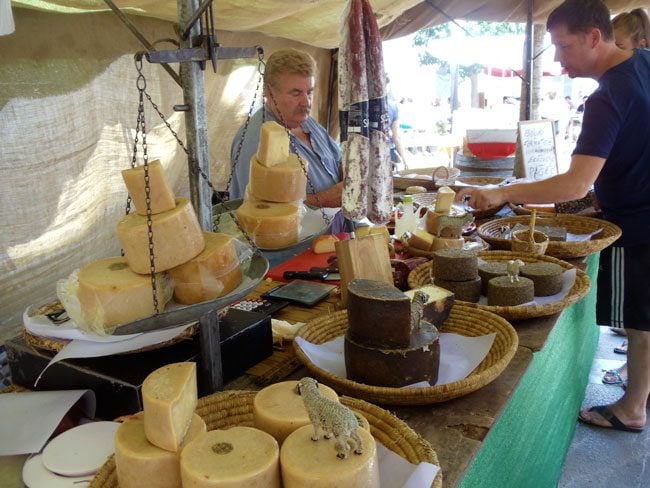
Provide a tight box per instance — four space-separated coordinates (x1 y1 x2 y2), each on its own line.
518 120 559 180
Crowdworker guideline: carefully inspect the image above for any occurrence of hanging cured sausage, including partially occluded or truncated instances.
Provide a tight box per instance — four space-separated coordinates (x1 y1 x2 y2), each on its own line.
339 0 392 224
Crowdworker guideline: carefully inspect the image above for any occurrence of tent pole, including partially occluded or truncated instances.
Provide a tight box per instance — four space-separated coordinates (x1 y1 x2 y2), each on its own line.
523 0 534 120
178 0 213 232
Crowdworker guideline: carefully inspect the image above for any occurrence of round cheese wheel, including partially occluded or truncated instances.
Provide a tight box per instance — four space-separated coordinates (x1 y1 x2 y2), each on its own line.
180 427 280 488
115 412 206 488
280 424 379 488
249 154 307 202
253 380 339 444
56 256 173 335
236 201 301 249
117 197 205 274
168 232 242 304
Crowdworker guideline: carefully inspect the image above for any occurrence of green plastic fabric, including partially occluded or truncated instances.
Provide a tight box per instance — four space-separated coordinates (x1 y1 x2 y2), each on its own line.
460 253 600 488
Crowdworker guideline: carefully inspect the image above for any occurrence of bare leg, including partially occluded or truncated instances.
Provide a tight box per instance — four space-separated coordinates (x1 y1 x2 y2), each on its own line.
581 328 650 428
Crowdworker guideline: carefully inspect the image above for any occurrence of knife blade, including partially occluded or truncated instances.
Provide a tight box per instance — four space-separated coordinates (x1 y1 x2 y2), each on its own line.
309 267 341 281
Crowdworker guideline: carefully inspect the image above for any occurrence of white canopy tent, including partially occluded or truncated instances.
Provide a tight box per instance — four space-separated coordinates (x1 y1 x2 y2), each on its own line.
1 1 647 341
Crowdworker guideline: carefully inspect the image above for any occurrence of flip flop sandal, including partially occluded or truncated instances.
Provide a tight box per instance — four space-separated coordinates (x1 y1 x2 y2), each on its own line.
602 368 626 385
614 341 628 354
579 405 644 433
609 327 626 337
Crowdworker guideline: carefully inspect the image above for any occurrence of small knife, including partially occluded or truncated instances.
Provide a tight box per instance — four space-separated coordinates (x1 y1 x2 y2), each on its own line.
309 267 341 281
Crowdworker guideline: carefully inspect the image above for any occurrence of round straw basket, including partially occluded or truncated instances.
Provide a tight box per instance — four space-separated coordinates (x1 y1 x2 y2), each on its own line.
510 229 549 255
432 165 461 186
90 391 442 488
293 304 517 406
477 215 621 258
408 250 591 320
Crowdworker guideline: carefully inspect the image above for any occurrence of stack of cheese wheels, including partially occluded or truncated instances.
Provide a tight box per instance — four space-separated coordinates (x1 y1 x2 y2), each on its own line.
252 380 340 445
115 362 200 488
180 427 281 488
280 424 379 488
167 232 243 305
56 256 173 335
408 186 466 253
237 121 306 249
432 249 482 303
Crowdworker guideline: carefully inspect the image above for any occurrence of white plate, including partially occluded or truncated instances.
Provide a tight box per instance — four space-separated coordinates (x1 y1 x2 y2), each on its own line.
23 454 93 488
42 421 120 476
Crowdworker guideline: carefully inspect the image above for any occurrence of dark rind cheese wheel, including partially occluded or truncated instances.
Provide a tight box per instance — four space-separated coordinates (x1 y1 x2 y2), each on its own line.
520 262 564 296
433 276 482 303
487 276 535 306
432 249 478 281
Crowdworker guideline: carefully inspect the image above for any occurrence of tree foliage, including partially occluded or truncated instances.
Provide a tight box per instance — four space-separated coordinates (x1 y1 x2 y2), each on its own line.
414 21 526 79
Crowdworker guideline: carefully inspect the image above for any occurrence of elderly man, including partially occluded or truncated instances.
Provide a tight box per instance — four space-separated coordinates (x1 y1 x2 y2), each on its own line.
458 0 650 432
229 48 343 210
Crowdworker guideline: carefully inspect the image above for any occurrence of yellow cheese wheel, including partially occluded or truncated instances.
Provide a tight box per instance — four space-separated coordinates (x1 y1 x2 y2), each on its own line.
168 232 242 305
253 380 339 445
249 154 307 202
180 426 281 488
257 121 290 167
115 412 206 488
280 424 379 488
117 197 205 274
56 257 173 335
142 362 198 452
236 200 301 249
121 160 177 216
430 236 465 251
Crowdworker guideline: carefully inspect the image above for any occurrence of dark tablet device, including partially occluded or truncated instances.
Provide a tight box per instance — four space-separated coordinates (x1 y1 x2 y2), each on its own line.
261 280 336 307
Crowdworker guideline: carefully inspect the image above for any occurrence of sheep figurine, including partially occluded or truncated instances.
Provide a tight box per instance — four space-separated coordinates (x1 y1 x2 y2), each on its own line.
436 212 474 238
295 377 363 459
506 259 525 283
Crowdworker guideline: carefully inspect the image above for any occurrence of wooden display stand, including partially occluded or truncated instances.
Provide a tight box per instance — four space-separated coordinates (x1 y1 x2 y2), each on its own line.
335 233 393 307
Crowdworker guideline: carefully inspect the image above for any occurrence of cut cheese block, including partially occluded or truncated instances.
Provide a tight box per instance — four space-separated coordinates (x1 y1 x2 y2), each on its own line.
168 232 242 304
236 200 301 249
115 411 206 488
311 234 339 254
180 427 280 488
142 362 198 452
434 186 456 213
257 121 290 167
346 279 412 348
408 229 435 251
253 380 339 445
117 197 205 274
249 154 307 202
404 285 455 327
121 160 176 216
345 323 440 387
56 257 173 335
280 424 379 488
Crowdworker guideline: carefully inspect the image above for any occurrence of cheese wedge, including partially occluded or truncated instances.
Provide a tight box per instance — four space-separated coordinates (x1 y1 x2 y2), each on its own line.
257 121 290 167
121 160 176 216
280 424 379 488
117 197 205 274
236 200 301 249
142 362 198 452
434 186 456 213
408 229 435 251
253 380 339 445
56 257 173 335
249 154 307 203
115 412 206 488
180 427 281 488
168 232 242 304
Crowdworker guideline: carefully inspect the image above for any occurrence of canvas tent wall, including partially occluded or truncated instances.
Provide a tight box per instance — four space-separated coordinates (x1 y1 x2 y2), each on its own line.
1 0 648 342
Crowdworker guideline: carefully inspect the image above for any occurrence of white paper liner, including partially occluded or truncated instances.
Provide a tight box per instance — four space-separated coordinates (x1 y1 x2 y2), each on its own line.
376 442 439 487
295 332 496 388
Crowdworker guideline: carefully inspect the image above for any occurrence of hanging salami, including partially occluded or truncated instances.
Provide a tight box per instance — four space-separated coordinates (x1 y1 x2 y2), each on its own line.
339 0 392 224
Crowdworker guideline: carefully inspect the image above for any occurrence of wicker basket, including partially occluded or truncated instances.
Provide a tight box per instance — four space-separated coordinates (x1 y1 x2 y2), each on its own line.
477 215 621 258
293 304 517 406
510 229 549 255
90 390 442 488
408 250 591 320
432 165 461 186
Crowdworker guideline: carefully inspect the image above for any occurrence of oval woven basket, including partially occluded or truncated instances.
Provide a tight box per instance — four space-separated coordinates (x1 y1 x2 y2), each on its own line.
477 215 621 258
89 390 442 488
411 192 500 219
408 250 591 320
293 304 517 406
